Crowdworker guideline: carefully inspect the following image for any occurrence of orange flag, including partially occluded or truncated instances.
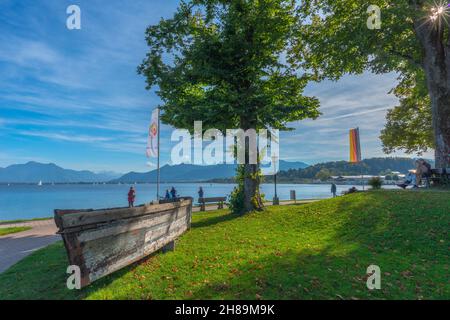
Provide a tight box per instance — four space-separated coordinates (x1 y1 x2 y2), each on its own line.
349 128 362 163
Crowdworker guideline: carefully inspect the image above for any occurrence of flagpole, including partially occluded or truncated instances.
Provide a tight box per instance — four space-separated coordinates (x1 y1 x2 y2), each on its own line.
157 107 161 202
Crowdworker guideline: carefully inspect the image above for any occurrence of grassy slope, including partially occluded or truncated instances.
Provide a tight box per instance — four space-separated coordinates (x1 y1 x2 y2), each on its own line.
0 226 31 236
0 218 52 225
0 190 448 300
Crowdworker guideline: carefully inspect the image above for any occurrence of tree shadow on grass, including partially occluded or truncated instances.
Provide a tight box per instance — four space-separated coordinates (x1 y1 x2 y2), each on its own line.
188 192 449 300
191 212 241 229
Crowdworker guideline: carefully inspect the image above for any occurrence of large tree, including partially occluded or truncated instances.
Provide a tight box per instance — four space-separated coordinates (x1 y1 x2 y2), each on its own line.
138 0 320 213
296 0 450 168
380 71 434 155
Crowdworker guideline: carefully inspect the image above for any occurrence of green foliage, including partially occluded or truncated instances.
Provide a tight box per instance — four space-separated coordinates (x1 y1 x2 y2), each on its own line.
228 165 265 214
266 157 419 183
380 72 434 155
138 0 320 133
138 0 322 212
296 1 423 80
0 217 51 225
368 176 383 189
228 165 246 214
1 191 449 299
295 1 439 154
0 226 31 236
315 168 332 181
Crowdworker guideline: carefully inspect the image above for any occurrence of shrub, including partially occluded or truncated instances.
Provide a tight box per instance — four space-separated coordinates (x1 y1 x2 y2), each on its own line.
368 176 383 189
228 165 246 214
228 165 264 214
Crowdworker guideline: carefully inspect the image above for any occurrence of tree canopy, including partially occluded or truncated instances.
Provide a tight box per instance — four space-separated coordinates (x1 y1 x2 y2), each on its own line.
296 0 450 167
138 0 320 133
138 0 321 212
380 71 434 155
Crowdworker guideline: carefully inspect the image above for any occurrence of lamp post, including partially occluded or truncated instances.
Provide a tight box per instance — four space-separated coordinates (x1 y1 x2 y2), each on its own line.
272 155 279 205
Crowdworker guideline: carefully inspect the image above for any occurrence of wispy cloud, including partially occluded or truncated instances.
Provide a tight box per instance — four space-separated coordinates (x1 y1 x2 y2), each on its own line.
319 106 391 121
17 130 112 143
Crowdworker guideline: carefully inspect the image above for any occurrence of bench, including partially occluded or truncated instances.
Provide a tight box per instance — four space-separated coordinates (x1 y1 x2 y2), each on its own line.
198 197 227 211
430 168 450 186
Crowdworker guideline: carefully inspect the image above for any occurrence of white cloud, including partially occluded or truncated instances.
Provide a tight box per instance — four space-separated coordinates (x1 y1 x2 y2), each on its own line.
18 130 112 143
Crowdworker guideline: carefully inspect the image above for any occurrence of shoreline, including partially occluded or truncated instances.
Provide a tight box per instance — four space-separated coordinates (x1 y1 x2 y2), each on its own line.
0 181 401 186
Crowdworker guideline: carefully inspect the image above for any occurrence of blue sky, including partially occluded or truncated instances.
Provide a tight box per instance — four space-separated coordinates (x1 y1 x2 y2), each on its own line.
0 0 433 173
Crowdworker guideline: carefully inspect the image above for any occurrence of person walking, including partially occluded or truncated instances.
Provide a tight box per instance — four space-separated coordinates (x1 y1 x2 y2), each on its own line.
128 186 136 208
331 183 337 198
165 189 170 200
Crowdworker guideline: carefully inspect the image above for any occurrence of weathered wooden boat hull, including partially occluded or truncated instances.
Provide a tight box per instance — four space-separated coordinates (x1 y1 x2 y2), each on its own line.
54 197 193 288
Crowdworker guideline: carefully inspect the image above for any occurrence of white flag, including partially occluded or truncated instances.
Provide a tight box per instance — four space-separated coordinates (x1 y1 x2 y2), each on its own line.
146 109 159 158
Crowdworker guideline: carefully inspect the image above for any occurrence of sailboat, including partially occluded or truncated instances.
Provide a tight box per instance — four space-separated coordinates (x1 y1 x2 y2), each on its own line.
38 180 43 186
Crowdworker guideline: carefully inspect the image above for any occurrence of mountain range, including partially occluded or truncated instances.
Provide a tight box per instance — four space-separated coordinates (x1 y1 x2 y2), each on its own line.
0 158 426 184
0 162 120 183
111 160 310 183
0 160 309 184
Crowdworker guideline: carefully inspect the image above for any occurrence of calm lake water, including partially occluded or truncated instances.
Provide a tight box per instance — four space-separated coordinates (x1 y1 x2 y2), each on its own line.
0 183 386 220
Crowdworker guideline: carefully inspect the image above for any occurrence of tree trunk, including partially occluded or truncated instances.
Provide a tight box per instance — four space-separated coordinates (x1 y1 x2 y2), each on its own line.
429 85 450 169
243 162 264 212
414 20 450 169
240 117 264 213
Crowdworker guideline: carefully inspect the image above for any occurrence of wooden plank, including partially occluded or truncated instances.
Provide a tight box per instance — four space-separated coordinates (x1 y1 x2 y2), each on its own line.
55 198 192 229
76 207 189 242
55 197 193 287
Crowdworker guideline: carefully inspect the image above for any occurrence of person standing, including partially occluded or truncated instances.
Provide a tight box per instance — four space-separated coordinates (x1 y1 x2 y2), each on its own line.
331 183 337 198
165 189 170 200
198 186 204 199
170 186 177 199
128 187 136 208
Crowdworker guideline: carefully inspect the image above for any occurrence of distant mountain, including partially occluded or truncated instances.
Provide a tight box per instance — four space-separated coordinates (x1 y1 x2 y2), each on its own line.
112 160 309 183
0 162 120 183
269 157 427 183
278 160 310 171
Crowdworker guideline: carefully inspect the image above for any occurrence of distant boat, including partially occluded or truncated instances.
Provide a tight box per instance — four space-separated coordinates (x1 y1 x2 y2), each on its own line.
38 180 43 186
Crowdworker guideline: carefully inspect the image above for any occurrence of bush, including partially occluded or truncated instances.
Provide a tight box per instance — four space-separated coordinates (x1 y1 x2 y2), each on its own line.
228 165 264 214
228 165 246 214
368 176 383 189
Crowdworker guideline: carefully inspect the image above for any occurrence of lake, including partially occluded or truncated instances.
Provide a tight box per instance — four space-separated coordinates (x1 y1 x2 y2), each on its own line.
0 183 387 220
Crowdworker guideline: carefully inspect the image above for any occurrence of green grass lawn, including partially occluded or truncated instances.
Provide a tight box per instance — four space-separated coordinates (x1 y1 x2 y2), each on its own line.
0 190 448 300
0 226 32 236
0 217 52 225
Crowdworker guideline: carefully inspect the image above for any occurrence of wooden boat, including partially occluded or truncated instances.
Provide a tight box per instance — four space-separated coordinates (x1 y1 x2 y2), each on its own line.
54 197 193 288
